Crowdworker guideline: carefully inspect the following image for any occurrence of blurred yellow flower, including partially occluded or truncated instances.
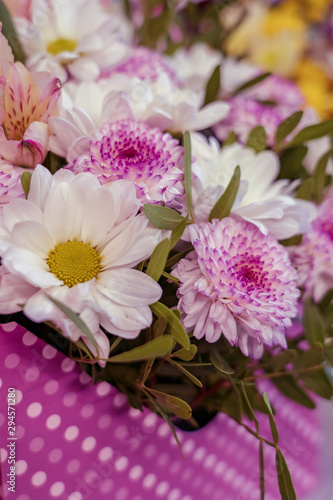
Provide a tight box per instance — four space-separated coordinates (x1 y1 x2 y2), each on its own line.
295 60 333 119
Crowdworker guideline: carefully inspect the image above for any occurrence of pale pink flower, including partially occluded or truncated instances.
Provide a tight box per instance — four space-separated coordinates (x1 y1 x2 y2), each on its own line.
67 119 185 207
172 217 299 357
0 61 61 168
0 161 25 206
292 188 333 302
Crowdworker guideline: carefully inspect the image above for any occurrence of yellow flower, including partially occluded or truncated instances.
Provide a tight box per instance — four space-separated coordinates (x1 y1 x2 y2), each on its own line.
295 60 333 119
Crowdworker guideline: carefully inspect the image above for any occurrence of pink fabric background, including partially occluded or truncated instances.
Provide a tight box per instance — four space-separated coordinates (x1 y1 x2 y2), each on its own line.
0 323 320 500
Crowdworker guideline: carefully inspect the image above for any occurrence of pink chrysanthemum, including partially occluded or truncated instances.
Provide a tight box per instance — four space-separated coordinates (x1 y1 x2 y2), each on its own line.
109 46 179 83
172 217 299 357
213 97 284 147
0 162 25 206
68 119 184 206
292 189 333 302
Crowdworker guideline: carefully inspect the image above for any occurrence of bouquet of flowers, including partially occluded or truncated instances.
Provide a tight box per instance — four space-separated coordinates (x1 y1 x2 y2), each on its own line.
0 1 332 498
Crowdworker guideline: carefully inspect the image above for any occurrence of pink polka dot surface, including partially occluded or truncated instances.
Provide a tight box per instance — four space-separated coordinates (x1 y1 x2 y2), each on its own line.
0 324 320 499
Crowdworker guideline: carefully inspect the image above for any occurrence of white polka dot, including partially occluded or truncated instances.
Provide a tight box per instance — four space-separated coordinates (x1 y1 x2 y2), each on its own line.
113 393 127 407
98 447 113 462
143 444 157 458
31 471 47 486
157 422 170 438
64 425 79 441
114 456 129 472
68 493 83 500
81 404 94 418
15 390 23 404
46 414 61 430
0 448 7 462
115 487 129 500
61 358 75 372
96 381 111 397
129 408 141 419
25 367 40 383
168 488 181 500
2 322 17 332
100 479 114 493
30 437 44 452
66 459 81 474
143 473 157 489
42 345 57 359
79 372 91 384
0 379 2 389
22 331 37 346
16 495 30 500
156 481 169 496
16 425 25 439
44 380 59 395
63 392 77 407
48 449 63 463
50 481 65 497
129 465 143 481
82 436 96 452
0 414 4 427
16 460 28 475
5 353 20 369
98 414 112 429
27 402 42 418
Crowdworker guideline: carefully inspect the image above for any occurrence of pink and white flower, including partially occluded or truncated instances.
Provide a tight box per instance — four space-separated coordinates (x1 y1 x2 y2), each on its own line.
172 217 299 357
67 119 184 207
0 161 25 206
0 165 162 363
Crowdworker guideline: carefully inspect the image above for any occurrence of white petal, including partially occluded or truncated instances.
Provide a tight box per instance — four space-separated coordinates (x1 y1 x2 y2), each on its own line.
11 221 55 257
28 164 53 211
3 199 43 232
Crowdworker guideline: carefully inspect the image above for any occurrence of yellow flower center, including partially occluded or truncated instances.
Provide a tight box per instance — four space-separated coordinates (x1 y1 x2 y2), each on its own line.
47 38 78 56
47 240 101 288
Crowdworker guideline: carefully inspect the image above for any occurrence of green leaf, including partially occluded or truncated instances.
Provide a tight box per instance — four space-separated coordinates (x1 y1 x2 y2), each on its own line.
233 72 271 95
172 344 197 361
150 302 190 349
272 376 315 409
152 316 167 338
223 131 237 146
295 178 313 201
303 298 326 344
46 295 98 353
170 215 189 249
20 171 32 199
312 148 333 202
184 131 194 220
260 440 265 500
246 126 267 153
210 348 234 374
294 345 333 399
172 309 181 319
283 119 333 149
143 205 185 230
108 335 174 363
165 249 191 268
208 165 240 221
146 238 170 282
276 447 297 500
263 392 279 444
204 64 221 105
167 358 202 387
278 146 308 180
263 349 297 373
0 0 25 62
145 387 192 419
275 111 304 145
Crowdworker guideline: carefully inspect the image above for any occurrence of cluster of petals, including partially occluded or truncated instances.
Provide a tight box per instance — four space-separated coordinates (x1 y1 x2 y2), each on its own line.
0 165 162 364
67 119 185 207
172 217 300 357
292 188 333 302
0 161 25 207
14 0 131 83
189 133 315 240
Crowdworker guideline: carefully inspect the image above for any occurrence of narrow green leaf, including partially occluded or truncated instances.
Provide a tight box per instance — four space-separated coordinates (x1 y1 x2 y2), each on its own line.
272 376 315 409
21 171 32 199
150 302 190 349
108 335 174 363
146 238 170 282
283 119 333 149
172 344 197 361
275 111 304 145
312 148 333 202
167 358 202 387
303 298 326 344
145 387 192 419
184 131 194 220
152 316 167 338
263 392 279 444
208 165 240 221
170 215 189 249
46 295 98 353
172 309 181 319
223 131 237 146
210 348 234 374
233 72 271 95
276 447 297 500
204 64 221 105
260 440 265 500
165 249 191 268
0 0 25 62
246 126 267 153
295 178 313 201
143 204 185 230
278 146 308 180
